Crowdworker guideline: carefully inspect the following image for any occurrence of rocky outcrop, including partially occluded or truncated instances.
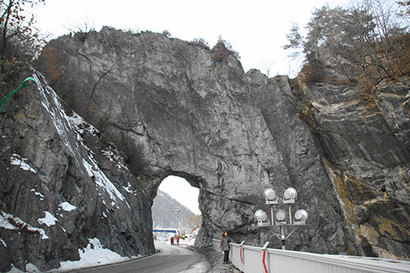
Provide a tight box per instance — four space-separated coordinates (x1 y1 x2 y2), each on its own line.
0 72 154 271
37 27 283 246
296 77 410 258
0 26 408 270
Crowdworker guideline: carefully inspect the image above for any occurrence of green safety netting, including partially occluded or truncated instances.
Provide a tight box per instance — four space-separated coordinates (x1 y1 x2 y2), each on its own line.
0 77 36 113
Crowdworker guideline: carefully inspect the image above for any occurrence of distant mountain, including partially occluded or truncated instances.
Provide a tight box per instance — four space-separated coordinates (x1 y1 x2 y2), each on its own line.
152 190 201 234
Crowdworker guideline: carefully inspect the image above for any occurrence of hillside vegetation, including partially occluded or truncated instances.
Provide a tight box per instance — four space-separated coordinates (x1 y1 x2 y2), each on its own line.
284 0 409 89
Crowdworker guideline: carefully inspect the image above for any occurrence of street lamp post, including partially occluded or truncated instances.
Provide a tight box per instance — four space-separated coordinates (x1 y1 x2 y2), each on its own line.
254 187 308 250
175 208 181 236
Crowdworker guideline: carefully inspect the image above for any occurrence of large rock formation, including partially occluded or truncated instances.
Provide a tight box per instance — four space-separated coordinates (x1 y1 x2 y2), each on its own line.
298 77 410 258
0 70 155 271
0 26 408 270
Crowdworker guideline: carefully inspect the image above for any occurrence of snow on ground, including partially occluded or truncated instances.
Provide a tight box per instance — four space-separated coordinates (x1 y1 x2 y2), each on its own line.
187 228 199 246
153 228 199 247
25 264 40 272
6 263 40 273
54 238 133 272
6 238 135 273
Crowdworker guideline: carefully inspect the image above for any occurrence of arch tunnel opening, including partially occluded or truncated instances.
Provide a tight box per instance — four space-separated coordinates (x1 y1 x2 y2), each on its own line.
152 175 202 244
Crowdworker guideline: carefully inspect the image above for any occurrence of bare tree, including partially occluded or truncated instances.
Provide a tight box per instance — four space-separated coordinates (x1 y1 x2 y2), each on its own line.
0 0 45 72
283 0 409 85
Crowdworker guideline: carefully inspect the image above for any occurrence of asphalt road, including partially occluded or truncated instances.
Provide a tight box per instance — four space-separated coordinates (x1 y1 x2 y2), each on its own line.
69 241 209 273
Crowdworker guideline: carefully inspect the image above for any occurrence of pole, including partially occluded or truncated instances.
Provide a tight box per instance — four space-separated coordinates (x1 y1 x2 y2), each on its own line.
271 206 275 226
288 203 293 225
280 225 286 250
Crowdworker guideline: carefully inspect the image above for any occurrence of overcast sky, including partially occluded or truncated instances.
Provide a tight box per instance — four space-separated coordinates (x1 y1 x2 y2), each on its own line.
33 0 353 215
34 0 351 77
158 176 200 215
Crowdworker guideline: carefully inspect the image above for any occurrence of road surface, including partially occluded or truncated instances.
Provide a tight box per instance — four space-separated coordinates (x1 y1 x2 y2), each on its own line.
70 240 209 273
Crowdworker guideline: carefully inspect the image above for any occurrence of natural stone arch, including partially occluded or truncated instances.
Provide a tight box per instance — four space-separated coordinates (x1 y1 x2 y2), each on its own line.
1 22 409 273
37 27 410 259
38 28 282 247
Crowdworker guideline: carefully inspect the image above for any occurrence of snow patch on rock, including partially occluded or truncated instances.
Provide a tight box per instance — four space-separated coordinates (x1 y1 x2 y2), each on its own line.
10 154 37 173
38 211 58 227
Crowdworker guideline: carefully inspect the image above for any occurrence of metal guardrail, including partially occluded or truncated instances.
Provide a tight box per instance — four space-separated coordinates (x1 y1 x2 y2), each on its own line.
212 239 410 273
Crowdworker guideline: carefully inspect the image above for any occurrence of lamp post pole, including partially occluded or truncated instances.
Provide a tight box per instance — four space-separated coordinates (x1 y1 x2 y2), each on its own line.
270 206 275 226
280 225 286 250
254 187 308 250
175 208 181 236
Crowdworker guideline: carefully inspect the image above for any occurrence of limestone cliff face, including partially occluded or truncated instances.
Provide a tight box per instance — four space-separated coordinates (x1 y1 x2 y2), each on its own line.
0 26 408 270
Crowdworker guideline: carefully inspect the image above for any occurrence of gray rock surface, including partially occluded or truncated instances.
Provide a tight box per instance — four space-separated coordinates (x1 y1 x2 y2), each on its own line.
297 77 410 258
0 72 154 271
0 26 408 271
